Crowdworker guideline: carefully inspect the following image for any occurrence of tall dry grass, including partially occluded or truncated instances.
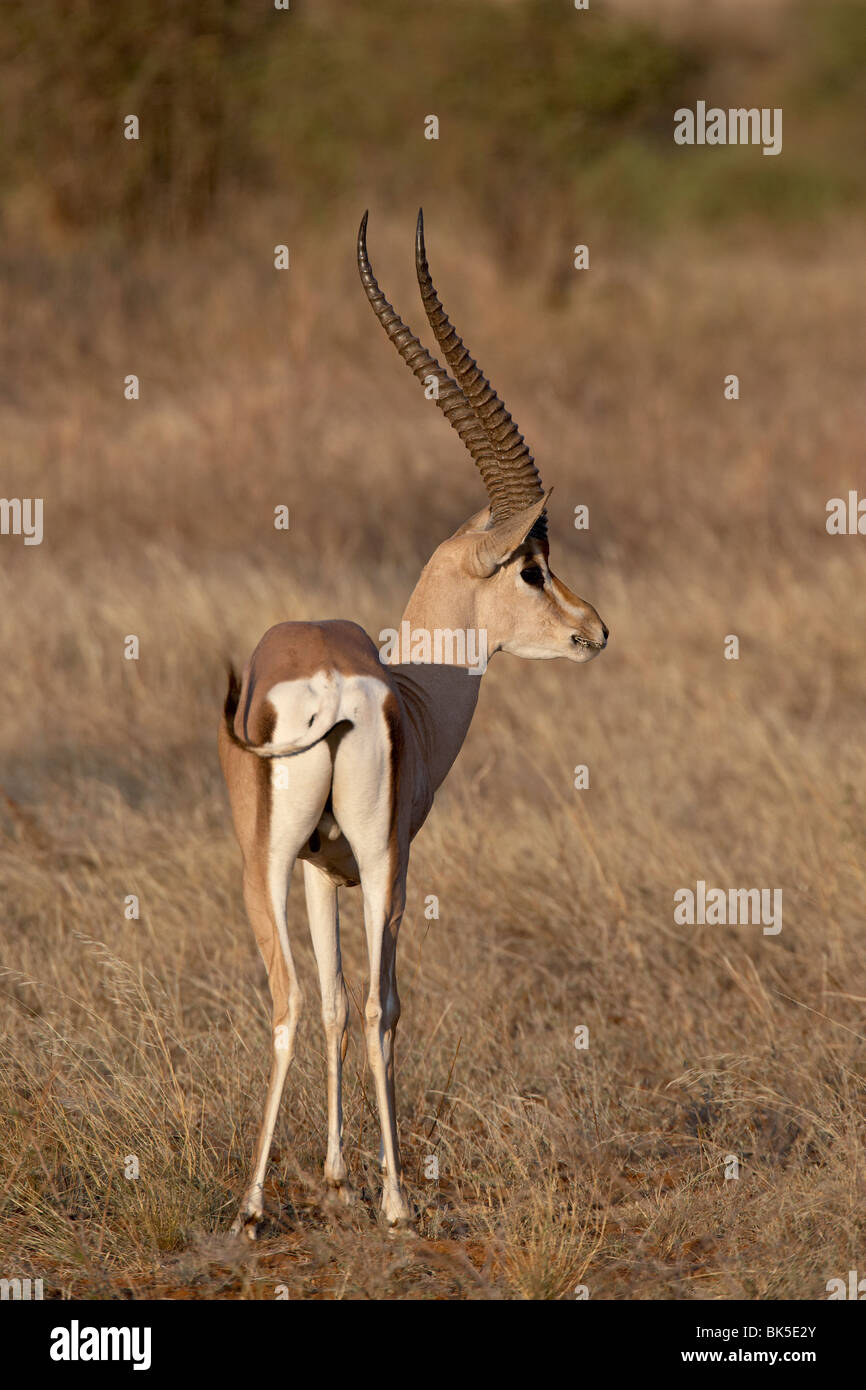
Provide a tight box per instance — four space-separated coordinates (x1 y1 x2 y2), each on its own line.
0 204 864 1298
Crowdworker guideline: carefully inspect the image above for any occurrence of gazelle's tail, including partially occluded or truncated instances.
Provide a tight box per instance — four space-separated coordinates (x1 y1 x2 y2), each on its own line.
223 662 344 758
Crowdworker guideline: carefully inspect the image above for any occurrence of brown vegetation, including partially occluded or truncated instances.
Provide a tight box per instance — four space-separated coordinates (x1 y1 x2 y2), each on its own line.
0 0 864 1300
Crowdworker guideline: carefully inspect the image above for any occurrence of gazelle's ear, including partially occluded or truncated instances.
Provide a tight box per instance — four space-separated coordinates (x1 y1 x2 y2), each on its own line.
464 491 552 577
452 505 492 538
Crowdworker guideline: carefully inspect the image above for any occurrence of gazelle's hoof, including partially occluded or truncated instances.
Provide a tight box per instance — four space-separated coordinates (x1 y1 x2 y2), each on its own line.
231 1206 263 1242
381 1190 415 1230
385 1216 415 1238
324 1177 356 1209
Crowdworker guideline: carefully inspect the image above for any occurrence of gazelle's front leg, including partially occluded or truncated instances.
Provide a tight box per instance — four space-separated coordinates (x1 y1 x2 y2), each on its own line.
302 860 352 1200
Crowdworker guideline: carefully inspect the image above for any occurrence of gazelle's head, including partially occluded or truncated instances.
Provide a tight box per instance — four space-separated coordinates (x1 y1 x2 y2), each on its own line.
441 501 607 662
358 210 608 665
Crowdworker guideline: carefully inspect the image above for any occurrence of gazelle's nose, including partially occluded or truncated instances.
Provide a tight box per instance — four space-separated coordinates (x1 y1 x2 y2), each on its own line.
601 622 609 645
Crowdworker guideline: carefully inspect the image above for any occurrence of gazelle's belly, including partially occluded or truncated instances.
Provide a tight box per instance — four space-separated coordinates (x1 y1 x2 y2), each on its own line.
297 810 360 887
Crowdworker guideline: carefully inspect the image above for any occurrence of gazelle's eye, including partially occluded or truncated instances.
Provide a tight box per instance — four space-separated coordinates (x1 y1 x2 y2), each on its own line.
520 565 545 587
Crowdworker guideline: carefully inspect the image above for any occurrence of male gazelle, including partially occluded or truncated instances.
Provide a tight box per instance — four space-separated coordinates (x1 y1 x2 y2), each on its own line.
220 211 607 1235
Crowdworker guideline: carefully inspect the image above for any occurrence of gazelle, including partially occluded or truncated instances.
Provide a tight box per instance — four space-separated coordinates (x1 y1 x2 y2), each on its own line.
219 210 608 1236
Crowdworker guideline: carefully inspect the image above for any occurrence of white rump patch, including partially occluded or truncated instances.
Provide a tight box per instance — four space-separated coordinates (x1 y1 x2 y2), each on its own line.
262 670 344 753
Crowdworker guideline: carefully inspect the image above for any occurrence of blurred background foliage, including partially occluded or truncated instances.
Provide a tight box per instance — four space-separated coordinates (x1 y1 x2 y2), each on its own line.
1 0 865 252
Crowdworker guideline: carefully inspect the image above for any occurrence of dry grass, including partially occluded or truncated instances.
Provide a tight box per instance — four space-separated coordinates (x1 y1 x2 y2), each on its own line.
0 205 864 1299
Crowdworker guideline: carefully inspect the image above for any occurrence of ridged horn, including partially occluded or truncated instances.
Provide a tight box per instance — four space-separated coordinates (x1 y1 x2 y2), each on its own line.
414 208 547 539
357 211 506 509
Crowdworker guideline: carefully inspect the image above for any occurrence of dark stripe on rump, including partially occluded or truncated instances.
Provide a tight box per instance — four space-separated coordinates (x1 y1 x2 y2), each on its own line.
382 691 404 878
256 743 271 846
257 701 277 746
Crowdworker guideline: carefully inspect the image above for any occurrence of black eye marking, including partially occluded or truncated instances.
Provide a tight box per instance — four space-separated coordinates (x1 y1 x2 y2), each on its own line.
520 565 545 587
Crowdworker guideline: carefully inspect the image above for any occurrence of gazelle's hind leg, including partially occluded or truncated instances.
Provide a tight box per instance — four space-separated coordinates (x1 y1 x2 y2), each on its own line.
331 687 412 1227
358 856 408 1226
231 862 300 1238
302 859 352 1200
229 738 333 1238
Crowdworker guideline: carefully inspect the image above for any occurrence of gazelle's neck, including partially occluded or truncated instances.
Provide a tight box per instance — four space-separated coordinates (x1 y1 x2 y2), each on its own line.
380 566 485 794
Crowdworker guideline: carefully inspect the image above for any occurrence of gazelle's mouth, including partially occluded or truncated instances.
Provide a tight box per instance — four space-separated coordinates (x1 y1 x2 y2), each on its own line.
571 634 604 652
